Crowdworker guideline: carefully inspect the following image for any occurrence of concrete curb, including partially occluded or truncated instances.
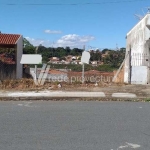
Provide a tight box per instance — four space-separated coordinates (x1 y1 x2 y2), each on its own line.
112 93 137 98
0 91 106 98
0 97 146 102
0 91 148 101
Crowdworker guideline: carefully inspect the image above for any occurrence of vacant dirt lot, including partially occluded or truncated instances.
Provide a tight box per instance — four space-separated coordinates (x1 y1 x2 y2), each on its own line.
0 78 150 98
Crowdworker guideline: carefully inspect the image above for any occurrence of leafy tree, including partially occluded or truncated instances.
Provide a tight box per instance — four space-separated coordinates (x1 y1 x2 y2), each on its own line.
23 38 35 54
65 47 71 54
102 49 111 54
90 50 101 61
103 49 125 67
55 47 67 58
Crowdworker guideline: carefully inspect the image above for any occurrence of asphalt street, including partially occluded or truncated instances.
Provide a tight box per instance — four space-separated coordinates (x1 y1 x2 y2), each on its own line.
0 101 150 150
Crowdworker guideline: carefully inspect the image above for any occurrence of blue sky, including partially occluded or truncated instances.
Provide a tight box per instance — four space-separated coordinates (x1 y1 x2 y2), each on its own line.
0 0 150 49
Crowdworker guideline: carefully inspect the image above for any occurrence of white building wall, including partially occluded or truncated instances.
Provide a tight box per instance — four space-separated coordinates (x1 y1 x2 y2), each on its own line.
16 36 23 79
124 14 150 84
131 66 148 84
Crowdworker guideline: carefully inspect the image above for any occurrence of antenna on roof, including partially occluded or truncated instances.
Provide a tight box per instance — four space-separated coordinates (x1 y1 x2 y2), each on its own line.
147 7 150 14
134 7 150 21
134 14 144 21
142 8 145 15
116 43 119 51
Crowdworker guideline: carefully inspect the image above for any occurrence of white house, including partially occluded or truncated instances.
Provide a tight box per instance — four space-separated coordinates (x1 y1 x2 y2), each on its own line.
124 13 150 84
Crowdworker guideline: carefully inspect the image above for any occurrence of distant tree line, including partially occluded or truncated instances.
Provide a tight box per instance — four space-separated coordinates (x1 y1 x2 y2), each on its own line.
23 38 126 71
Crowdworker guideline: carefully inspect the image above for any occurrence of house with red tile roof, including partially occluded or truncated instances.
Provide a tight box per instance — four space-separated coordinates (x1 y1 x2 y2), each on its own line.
0 32 23 79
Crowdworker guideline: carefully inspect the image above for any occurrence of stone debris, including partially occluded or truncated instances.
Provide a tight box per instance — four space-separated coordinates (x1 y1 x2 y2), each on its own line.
58 84 62 88
95 82 98 86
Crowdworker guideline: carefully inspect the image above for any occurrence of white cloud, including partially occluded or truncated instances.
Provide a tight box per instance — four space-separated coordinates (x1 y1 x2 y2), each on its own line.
25 37 52 47
54 34 95 48
25 34 95 48
44 30 62 34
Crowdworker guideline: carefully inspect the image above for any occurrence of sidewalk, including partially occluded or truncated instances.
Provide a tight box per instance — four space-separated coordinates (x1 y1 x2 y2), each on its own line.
0 84 149 101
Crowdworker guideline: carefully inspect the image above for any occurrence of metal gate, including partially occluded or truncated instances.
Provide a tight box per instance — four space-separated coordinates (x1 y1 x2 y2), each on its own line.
131 53 150 84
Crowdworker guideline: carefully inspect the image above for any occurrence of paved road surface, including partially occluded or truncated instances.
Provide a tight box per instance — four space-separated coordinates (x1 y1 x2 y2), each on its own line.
0 101 149 150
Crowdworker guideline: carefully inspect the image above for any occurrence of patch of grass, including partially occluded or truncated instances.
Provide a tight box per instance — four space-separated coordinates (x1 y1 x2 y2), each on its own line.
144 98 150 102
0 79 36 90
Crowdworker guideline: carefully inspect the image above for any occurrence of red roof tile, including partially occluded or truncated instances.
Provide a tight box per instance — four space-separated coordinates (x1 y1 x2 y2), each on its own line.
0 33 21 45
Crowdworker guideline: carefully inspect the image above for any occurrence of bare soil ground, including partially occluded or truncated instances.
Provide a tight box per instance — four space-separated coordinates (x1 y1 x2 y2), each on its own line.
0 79 150 98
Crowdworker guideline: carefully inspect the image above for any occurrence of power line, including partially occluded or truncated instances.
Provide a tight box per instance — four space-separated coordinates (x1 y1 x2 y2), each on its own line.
1 0 148 6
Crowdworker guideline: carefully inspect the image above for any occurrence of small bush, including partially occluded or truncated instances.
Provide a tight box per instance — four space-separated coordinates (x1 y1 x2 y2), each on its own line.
145 98 150 102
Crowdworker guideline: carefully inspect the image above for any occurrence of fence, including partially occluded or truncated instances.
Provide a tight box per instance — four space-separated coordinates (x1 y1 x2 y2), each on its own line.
131 53 150 66
0 61 16 80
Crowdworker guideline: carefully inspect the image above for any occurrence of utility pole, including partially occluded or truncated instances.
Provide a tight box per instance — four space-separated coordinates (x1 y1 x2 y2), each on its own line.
128 48 132 84
52 41 54 57
116 43 119 51
35 46 39 81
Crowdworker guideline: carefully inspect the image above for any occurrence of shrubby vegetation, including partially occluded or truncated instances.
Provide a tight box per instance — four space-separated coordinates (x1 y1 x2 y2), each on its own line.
30 64 117 72
23 38 126 71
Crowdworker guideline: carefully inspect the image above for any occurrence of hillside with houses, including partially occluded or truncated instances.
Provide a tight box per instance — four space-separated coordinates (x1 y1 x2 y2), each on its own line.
23 38 126 72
